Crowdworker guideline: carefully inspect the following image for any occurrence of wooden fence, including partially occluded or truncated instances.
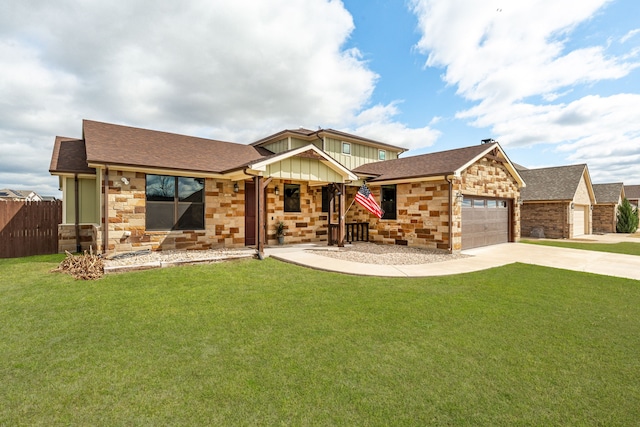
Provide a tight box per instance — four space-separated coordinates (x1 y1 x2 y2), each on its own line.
0 200 62 258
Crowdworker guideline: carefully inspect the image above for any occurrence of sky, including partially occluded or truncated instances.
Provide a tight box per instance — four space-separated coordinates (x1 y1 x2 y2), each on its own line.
1 0 639 197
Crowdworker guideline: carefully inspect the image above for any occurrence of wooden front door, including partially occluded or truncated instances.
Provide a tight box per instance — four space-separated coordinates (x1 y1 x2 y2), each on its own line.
244 180 256 246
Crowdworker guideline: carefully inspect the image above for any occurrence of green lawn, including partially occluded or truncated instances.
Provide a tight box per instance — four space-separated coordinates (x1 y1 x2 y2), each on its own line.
1 255 639 425
522 238 640 256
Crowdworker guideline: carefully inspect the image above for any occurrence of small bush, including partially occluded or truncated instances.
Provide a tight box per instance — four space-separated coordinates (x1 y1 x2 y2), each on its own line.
617 198 639 233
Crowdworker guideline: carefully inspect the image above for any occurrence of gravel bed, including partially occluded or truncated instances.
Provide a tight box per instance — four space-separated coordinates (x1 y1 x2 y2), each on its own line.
308 243 469 265
105 249 253 267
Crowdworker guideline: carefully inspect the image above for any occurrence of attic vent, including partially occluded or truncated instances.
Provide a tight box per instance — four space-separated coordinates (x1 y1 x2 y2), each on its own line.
481 138 497 144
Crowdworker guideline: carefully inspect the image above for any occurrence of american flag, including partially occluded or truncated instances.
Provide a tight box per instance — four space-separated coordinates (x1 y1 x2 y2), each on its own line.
354 184 384 219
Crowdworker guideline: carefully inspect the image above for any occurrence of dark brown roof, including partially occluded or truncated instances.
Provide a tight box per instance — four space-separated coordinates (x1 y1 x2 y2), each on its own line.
519 164 589 201
49 137 96 175
593 183 624 204
352 143 501 182
624 185 640 200
251 128 406 152
82 120 268 174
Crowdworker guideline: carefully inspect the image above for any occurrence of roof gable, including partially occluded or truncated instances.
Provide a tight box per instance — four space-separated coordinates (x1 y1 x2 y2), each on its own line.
247 144 358 181
593 183 624 204
520 164 595 202
251 128 406 154
353 142 524 186
82 120 267 174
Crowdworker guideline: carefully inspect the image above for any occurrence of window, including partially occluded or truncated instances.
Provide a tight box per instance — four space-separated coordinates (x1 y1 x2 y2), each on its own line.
284 184 300 212
462 197 472 208
342 142 351 155
487 200 498 208
472 199 485 208
381 185 396 220
146 175 204 230
379 150 386 161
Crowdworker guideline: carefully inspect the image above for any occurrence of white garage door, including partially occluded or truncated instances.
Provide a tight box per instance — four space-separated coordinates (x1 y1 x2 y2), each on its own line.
462 197 510 250
573 205 587 237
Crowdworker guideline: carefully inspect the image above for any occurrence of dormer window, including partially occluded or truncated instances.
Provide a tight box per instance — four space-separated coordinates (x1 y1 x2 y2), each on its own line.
342 142 351 155
379 150 386 161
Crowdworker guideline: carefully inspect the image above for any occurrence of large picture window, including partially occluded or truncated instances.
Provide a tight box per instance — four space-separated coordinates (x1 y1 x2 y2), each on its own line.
381 185 396 220
146 175 205 230
284 184 301 212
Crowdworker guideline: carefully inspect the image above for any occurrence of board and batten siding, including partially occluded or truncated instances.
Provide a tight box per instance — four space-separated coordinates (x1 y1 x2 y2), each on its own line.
262 138 323 154
63 176 99 224
324 137 398 170
264 157 344 183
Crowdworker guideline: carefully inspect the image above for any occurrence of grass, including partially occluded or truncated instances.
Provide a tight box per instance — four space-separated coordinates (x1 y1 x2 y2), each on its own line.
1 255 640 425
522 238 640 256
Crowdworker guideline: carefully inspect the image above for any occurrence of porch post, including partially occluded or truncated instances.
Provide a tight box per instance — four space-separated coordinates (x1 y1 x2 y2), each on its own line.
328 188 334 246
255 176 265 258
338 183 345 247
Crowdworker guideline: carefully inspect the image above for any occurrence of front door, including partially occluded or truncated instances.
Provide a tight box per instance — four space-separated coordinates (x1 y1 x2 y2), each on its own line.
245 180 256 246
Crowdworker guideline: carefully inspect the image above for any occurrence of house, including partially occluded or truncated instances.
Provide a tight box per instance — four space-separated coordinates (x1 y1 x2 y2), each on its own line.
518 164 596 239
592 183 625 233
49 120 524 255
0 189 44 201
624 185 640 208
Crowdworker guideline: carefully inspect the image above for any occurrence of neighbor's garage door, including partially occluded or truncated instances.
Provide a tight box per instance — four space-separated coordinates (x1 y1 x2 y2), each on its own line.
462 197 510 250
573 205 587 237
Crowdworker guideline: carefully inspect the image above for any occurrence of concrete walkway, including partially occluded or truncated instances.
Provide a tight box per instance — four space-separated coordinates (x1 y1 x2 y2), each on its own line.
266 235 640 280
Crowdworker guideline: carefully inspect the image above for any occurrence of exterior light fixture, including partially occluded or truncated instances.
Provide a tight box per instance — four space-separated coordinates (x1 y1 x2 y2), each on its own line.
571 203 575 209
455 191 464 201
274 186 279 195
121 177 129 185
233 182 239 193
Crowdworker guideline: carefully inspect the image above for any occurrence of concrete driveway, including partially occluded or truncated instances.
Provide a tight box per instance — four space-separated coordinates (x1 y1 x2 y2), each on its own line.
268 234 640 280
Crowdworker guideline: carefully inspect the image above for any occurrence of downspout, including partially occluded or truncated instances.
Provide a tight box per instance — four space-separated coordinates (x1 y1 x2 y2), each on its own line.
446 175 453 254
103 166 109 255
74 174 81 253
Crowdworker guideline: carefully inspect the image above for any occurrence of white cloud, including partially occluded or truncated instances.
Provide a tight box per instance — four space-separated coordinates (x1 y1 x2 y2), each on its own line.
0 0 440 195
410 0 640 183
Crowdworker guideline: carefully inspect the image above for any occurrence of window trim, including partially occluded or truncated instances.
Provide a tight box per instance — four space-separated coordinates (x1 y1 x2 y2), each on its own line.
284 183 301 213
342 142 351 155
381 184 396 220
378 149 386 161
145 175 205 231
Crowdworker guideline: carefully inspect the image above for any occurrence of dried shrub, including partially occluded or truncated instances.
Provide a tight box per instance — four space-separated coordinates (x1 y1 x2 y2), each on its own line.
51 249 104 280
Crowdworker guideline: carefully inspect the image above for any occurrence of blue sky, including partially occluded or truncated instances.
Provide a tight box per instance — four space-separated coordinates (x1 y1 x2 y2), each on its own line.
0 0 639 196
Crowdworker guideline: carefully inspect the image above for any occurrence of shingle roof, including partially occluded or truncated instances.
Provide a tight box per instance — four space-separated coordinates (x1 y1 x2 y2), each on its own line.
519 164 589 201
352 142 513 182
624 185 640 200
82 120 268 174
49 137 96 174
593 183 624 204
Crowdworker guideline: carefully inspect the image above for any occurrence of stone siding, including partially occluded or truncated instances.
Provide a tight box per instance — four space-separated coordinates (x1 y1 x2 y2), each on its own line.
346 156 520 253
104 171 247 253
593 204 617 233
58 224 100 253
521 202 570 239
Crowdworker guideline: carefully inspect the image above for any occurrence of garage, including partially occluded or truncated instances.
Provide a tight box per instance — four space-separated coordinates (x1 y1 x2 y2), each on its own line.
573 204 587 237
462 197 510 249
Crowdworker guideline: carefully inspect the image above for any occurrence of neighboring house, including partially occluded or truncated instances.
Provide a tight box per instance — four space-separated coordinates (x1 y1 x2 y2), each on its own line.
592 183 625 233
49 120 524 255
0 189 44 201
624 185 640 208
518 164 596 239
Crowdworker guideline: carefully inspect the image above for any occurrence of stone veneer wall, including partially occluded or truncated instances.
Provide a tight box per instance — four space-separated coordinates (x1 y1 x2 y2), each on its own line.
104 171 247 253
346 156 521 253
520 202 570 239
265 180 329 245
58 224 100 253
592 204 617 233
458 157 521 250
